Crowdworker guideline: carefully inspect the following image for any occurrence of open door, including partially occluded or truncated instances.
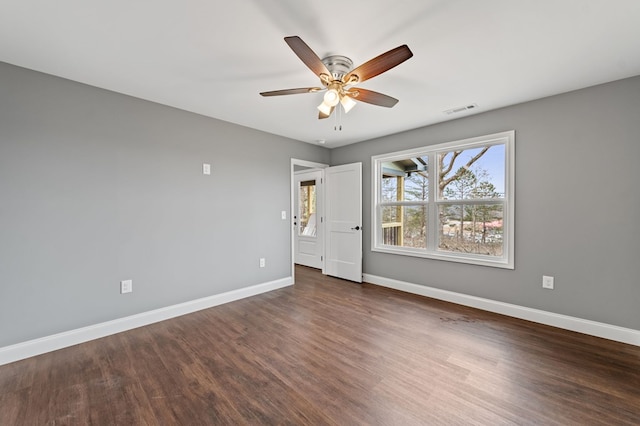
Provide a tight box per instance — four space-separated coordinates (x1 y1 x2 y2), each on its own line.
325 162 363 282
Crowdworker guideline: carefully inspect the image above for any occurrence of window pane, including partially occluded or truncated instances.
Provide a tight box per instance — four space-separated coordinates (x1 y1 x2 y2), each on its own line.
404 172 429 201
381 176 399 202
438 205 504 256
381 157 428 202
439 145 504 200
299 181 316 236
382 205 427 248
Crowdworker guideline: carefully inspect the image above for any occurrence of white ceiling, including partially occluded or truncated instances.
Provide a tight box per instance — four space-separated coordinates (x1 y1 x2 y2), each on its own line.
1 1 640 148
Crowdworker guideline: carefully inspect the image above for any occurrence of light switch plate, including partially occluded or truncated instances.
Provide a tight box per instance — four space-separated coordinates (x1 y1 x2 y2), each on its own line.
203 163 211 175
120 279 133 294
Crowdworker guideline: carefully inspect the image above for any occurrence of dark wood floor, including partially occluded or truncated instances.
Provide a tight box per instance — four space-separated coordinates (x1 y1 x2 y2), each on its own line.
1 266 639 425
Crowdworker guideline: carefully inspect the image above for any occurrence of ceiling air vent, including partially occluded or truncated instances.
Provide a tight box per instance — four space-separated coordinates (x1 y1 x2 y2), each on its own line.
444 103 478 115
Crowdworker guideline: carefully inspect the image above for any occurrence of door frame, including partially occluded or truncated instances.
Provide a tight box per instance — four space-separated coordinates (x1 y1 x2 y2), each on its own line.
290 158 328 281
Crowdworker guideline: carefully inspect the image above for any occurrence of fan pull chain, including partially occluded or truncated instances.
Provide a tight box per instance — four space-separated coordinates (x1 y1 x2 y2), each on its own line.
334 104 343 131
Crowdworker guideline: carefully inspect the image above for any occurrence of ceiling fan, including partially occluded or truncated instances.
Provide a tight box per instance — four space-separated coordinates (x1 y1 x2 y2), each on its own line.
260 36 413 119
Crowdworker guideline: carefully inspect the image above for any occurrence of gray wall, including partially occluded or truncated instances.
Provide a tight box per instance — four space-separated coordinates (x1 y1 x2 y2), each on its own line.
0 62 330 347
2 60 638 350
331 76 640 331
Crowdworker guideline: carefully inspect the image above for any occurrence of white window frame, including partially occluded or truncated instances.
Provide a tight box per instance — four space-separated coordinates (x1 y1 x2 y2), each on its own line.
372 131 515 269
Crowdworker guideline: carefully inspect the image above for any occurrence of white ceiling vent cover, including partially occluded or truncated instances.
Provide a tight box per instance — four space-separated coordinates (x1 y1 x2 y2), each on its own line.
444 103 478 115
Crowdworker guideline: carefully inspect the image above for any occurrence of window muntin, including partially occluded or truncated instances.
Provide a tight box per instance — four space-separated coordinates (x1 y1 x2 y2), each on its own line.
372 131 514 269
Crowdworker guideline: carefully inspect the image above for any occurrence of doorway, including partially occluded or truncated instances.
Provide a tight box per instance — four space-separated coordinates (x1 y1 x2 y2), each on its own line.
290 159 328 280
290 159 363 283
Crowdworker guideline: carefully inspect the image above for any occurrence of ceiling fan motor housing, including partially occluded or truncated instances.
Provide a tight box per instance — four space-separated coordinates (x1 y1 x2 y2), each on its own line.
322 55 353 81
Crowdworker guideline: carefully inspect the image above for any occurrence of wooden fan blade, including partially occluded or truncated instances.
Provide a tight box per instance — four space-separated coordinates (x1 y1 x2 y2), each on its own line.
343 45 413 84
319 106 334 119
260 87 323 96
349 88 399 108
284 36 331 79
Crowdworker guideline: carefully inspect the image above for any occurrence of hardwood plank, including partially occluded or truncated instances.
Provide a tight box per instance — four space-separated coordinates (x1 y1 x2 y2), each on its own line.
1 265 639 424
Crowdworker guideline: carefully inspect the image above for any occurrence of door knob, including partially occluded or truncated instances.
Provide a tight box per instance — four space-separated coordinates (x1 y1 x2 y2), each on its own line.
351 226 361 231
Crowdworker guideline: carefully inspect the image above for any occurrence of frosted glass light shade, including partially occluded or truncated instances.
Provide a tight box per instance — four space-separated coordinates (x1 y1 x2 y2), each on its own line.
340 95 356 113
317 101 332 116
323 89 340 107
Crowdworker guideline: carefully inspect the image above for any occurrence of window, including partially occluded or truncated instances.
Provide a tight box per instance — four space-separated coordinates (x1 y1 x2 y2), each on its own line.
372 131 514 269
298 179 317 236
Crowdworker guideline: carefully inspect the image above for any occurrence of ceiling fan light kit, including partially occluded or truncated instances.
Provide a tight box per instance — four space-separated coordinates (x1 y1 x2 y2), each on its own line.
260 36 413 120
323 85 340 106
340 94 357 113
317 101 333 116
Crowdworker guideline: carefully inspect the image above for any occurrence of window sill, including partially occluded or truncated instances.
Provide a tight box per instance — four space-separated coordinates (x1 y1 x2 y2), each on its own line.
372 245 514 269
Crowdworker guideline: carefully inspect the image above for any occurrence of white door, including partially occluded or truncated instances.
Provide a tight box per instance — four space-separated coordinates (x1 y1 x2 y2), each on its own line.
325 162 362 282
294 170 323 269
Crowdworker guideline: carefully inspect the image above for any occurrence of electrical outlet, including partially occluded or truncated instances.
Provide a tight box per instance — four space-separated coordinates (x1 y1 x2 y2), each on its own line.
542 275 554 290
120 279 133 294
203 163 211 175
259 258 266 268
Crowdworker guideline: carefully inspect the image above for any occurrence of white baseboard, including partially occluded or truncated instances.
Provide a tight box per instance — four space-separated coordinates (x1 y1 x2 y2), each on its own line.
0 277 293 366
363 273 640 347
